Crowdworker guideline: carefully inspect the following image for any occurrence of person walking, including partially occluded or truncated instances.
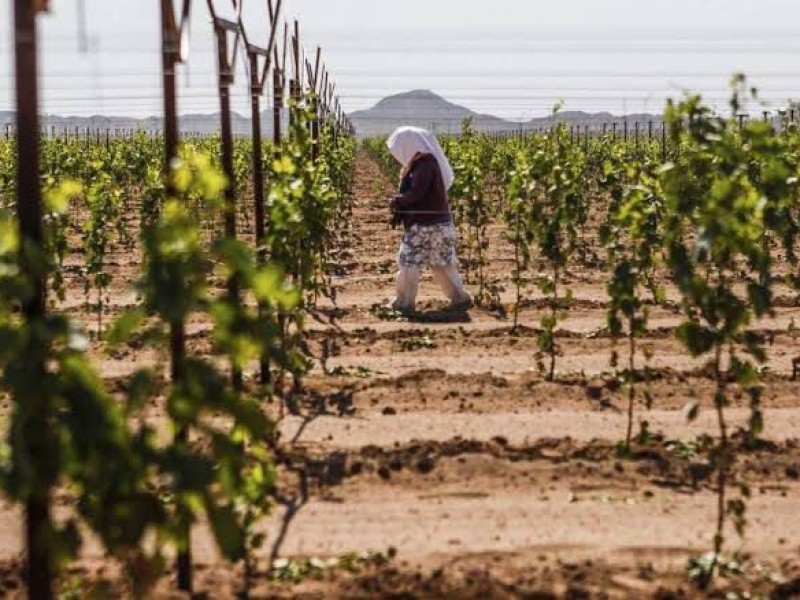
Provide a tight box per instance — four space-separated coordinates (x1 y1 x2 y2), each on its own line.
387 126 473 313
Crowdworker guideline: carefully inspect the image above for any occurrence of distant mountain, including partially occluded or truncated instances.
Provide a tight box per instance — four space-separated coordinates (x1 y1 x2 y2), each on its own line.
348 90 662 137
349 90 510 137
0 110 288 137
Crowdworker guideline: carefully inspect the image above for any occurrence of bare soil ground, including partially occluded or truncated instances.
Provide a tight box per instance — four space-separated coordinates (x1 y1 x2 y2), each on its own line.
2 152 800 598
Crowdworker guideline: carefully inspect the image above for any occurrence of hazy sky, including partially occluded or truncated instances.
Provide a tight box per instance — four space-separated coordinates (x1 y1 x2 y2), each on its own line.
1 0 799 120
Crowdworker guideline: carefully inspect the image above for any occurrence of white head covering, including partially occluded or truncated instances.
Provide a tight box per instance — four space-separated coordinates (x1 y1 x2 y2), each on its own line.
386 126 455 191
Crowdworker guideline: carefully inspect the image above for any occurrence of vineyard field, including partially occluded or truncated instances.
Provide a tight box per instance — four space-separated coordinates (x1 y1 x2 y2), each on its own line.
3 125 800 594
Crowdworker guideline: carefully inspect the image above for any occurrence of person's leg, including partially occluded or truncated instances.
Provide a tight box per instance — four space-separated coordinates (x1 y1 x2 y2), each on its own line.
393 266 421 312
432 264 472 307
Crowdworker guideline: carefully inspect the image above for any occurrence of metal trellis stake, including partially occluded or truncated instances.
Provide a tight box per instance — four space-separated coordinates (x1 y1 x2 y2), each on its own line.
15 0 52 594
160 0 194 591
272 21 288 151
242 0 281 385
207 0 244 390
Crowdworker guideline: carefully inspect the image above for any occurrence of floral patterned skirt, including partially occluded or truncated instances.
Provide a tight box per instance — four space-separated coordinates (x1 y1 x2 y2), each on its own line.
398 222 459 269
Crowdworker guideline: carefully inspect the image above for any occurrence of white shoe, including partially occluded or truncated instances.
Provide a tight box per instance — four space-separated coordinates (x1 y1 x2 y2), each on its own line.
391 299 415 313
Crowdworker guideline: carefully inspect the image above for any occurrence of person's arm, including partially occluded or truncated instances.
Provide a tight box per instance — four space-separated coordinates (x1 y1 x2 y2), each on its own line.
390 158 435 212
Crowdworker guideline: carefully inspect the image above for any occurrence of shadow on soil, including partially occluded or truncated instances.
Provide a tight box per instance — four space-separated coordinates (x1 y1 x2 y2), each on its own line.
405 309 472 324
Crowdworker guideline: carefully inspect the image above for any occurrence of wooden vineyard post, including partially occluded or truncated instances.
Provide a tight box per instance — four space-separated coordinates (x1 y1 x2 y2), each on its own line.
160 0 194 591
14 1 52 596
207 0 244 390
304 49 325 306
287 20 301 126
321 68 330 125
292 21 303 109
584 125 589 153
244 0 282 385
243 3 282 241
317 67 328 129
305 45 322 160
274 33 285 149
272 21 288 153
330 81 339 142
763 110 773 133
273 19 294 394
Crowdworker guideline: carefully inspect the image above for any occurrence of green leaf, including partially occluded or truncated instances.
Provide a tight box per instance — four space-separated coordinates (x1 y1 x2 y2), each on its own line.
746 282 771 316
104 308 146 348
126 369 159 412
675 322 716 356
208 504 245 561
44 179 82 214
730 356 759 386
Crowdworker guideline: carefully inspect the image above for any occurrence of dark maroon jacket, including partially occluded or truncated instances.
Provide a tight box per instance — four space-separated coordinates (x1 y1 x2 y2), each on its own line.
390 153 452 230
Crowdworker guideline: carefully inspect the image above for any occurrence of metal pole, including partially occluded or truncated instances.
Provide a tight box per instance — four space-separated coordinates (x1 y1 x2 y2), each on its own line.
273 22 287 145
321 70 329 120
160 0 192 591
250 52 266 253
246 0 282 384
289 20 301 122
161 4 180 180
213 20 243 391
295 22 301 97
311 47 321 159
273 67 283 148
15 0 53 596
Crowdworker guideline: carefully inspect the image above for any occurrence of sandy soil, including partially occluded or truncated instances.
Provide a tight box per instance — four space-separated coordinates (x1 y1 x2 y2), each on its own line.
1 152 800 598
